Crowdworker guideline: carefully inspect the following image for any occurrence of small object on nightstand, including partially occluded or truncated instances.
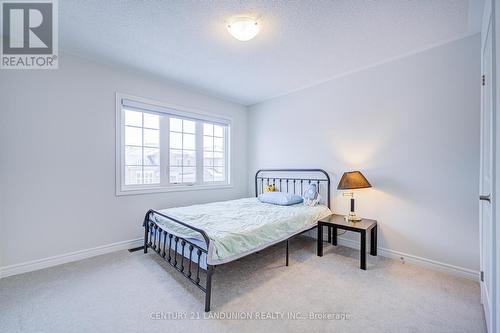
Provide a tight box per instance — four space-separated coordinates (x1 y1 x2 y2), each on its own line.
317 214 377 270
337 171 371 222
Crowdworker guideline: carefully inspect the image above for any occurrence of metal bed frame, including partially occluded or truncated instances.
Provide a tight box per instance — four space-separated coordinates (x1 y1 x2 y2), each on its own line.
138 169 331 312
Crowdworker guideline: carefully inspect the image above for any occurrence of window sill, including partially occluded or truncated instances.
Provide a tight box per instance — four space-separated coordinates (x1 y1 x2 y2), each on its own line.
116 184 234 196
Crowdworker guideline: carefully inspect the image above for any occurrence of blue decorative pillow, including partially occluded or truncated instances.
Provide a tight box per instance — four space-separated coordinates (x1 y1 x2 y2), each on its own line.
303 183 321 206
303 183 318 200
258 192 304 206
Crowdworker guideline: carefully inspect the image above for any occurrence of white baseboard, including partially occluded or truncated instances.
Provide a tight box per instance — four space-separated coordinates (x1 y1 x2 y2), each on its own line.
0 238 143 279
335 236 480 281
1 235 480 282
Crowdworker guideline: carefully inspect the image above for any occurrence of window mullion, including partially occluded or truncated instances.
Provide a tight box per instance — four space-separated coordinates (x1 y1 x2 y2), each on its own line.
160 115 170 187
141 112 145 185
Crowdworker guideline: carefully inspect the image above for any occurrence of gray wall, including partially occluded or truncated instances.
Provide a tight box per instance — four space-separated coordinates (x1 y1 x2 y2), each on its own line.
248 34 481 271
0 54 248 267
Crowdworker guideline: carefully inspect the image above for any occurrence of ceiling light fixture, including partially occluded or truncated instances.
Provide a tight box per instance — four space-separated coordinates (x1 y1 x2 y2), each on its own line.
226 17 260 41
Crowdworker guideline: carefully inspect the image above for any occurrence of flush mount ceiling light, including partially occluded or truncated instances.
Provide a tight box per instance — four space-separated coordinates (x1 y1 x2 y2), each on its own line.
226 17 260 41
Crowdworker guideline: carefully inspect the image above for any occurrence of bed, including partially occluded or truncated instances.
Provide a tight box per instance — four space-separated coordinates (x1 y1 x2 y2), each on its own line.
141 169 331 312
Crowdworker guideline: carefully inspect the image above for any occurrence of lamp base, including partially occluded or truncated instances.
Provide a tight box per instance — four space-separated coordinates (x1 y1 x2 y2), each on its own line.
345 212 362 222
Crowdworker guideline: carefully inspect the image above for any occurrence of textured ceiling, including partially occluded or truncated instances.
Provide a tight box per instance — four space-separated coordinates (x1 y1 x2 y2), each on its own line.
60 0 484 105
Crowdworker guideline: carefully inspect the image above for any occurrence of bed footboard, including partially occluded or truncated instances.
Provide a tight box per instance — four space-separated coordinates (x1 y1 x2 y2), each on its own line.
143 209 214 312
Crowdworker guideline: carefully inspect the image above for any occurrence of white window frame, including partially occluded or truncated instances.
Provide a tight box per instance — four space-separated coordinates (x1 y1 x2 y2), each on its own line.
116 93 232 196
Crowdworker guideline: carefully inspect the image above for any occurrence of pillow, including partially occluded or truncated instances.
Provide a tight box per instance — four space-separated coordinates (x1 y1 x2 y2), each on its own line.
264 184 277 192
258 192 303 206
303 183 321 206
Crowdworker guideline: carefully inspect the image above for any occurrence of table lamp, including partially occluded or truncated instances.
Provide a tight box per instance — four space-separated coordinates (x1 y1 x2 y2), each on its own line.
337 171 372 222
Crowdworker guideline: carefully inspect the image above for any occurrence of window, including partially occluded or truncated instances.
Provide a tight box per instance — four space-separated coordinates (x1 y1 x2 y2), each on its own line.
123 110 160 185
203 123 225 182
117 94 230 195
169 118 196 184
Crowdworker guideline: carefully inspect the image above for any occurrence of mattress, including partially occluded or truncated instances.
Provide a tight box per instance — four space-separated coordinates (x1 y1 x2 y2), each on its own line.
152 197 332 265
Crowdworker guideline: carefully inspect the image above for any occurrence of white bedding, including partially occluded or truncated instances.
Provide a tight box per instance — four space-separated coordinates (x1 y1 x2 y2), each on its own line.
153 197 331 265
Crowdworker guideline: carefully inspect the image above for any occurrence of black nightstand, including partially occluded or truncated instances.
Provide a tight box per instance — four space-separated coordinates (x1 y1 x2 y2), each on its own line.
317 214 377 270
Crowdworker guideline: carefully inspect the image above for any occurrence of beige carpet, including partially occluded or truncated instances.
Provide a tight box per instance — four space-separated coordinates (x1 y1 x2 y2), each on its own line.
0 237 485 333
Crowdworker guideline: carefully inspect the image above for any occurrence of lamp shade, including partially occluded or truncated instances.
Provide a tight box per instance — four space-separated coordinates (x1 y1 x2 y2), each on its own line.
337 171 372 190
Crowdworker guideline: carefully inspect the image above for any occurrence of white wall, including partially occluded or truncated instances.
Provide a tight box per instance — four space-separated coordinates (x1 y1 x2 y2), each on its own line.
0 34 481 277
248 34 481 272
0 53 247 268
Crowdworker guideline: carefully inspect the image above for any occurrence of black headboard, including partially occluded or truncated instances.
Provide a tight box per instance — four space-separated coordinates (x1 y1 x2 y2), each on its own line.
255 169 331 208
